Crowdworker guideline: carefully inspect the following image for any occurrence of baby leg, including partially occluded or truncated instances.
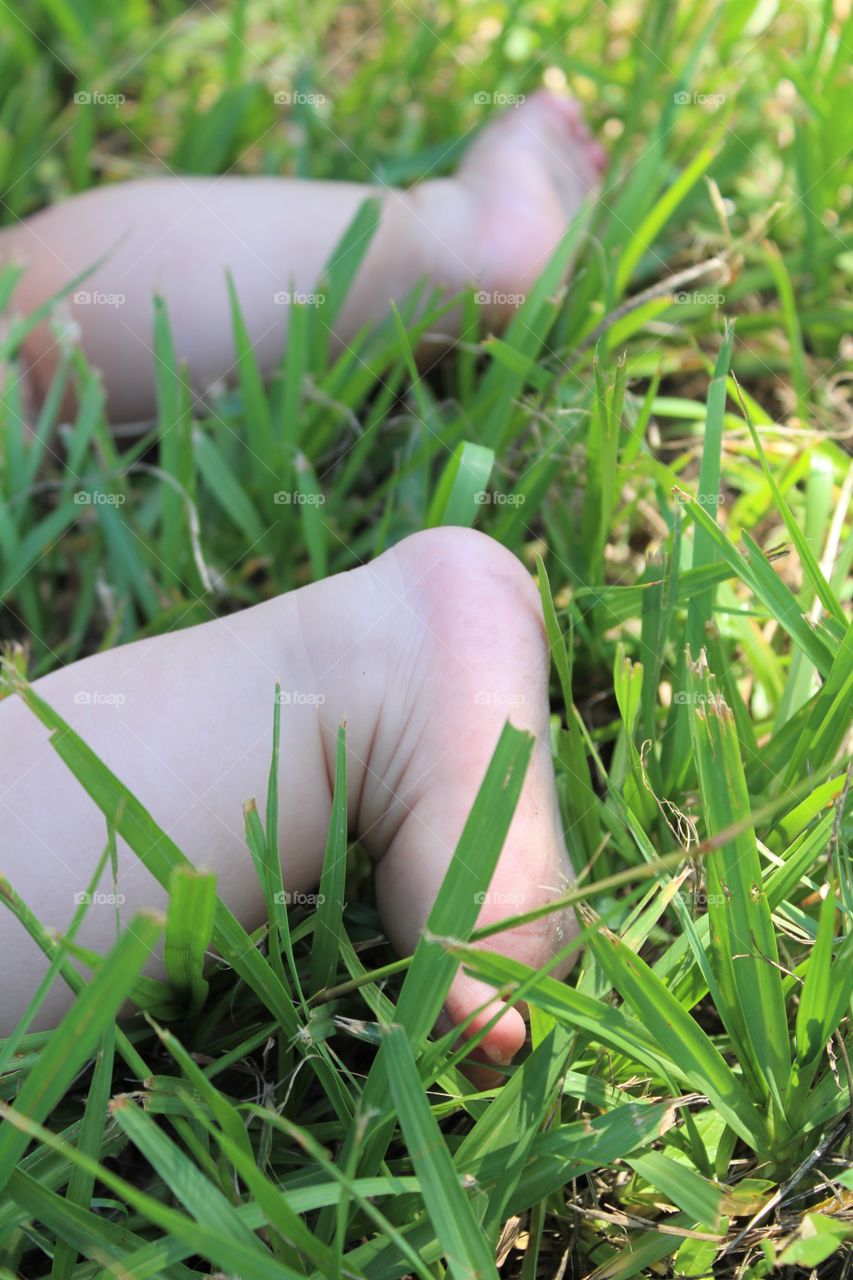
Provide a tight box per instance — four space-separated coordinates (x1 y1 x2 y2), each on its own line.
3 92 604 422
0 528 575 1059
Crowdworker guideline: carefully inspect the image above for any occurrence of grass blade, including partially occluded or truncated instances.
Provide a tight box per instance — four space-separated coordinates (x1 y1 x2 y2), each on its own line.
309 722 349 995
427 440 495 528
383 1023 500 1280
685 653 791 1126
49 1024 115 1280
0 912 163 1194
162 865 217 1016
342 722 534 1183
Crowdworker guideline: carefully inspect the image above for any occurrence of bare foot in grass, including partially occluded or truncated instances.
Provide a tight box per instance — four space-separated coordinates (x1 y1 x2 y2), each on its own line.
454 90 606 327
0 93 604 422
0 528 576 1065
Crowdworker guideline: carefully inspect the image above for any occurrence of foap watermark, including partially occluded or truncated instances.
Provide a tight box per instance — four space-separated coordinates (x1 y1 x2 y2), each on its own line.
473 91 526 107
474 490 525 506
273 290 326 307
474 690 525 707
673 90 726 108
273 91 326 106
274 490 325 506
74 290 126 307
74 90 126 107
74 890 126 905
473 889 525 907
74 490 126 506
73 690 126 706
273 890 326 906
673 289 725 306
675 887 726 908
474 289 526 308
672 690 723 706
277 690 326 707
674 490 725 507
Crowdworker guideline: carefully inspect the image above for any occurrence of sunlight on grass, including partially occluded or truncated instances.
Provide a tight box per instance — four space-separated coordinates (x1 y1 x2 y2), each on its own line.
1 0 852 1276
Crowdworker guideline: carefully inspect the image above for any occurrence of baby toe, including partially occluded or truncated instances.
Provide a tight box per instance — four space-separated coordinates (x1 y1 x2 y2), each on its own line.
444 969 528 1066
588 139 608 174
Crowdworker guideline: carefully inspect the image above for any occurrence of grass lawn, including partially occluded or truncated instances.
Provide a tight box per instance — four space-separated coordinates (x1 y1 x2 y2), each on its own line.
1 0 852 1276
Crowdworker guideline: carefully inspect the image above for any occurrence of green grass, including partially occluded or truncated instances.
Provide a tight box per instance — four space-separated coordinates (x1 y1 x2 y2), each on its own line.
1 0 852 1276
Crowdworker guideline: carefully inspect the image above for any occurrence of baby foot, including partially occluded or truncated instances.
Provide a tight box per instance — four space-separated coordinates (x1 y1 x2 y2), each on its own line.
0 528 576 1059
339 528 577 1065
454 91 606 320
